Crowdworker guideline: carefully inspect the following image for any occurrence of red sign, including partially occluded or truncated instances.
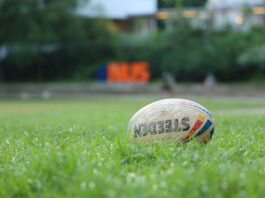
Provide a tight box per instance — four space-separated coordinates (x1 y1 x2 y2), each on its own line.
107 62 150 84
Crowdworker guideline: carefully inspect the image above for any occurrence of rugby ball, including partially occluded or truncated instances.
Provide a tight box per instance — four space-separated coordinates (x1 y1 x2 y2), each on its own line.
127 99 214 144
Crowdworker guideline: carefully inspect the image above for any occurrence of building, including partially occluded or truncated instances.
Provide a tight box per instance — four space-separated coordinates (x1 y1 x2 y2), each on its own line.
156 0 265 31
76 0 157 35
76 0 265 34
206 0 265 30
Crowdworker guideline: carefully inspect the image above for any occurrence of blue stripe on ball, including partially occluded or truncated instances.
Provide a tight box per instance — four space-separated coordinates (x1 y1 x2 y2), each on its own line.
209 128 214 139
195 119 213 137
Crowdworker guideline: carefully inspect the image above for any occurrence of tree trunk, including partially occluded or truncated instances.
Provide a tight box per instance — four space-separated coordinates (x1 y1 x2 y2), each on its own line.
0 62 4 82
36 64 44 82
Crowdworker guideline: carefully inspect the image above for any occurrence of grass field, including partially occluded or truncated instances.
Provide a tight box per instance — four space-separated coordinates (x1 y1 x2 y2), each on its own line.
0 98 265 198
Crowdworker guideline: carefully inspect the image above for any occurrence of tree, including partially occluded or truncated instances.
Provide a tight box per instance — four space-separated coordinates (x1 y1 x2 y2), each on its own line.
0 0 82 44
0 0 118 82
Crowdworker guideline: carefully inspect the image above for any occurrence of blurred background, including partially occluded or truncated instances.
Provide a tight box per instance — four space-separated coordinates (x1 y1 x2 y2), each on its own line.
0 0 265 99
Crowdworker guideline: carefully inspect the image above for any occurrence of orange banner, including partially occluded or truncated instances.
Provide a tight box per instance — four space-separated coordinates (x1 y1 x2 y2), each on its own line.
107 62 150 84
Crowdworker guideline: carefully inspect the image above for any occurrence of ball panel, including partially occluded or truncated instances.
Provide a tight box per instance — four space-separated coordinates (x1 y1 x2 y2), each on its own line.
128 106 200 139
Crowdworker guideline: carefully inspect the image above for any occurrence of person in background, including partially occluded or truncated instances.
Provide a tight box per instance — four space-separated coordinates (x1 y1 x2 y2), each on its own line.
162 72 175 95
203 73 216 97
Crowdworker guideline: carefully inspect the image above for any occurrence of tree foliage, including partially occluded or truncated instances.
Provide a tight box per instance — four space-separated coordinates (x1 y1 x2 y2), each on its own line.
0 0 82 43
121 24 265 82
0 0 119 81
0 0 265 82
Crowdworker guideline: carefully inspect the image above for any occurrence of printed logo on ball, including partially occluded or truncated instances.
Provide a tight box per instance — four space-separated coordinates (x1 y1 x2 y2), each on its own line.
133 117 190 137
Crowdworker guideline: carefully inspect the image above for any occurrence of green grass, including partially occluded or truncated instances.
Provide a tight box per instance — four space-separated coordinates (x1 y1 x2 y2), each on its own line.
0 98 265 198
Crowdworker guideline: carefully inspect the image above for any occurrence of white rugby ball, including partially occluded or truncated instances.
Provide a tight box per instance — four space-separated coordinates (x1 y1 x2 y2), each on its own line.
127 99 214 144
